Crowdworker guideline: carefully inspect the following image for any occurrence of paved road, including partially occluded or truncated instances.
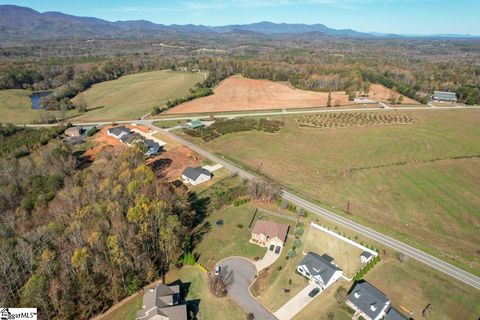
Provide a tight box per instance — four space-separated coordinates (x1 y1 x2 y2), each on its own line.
15 104 480 128
217 257 277 320
155 125 480 290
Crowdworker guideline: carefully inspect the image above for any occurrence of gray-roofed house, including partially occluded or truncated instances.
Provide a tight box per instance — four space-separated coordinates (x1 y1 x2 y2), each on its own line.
143 139 163 157
432 91 457 102
186 119 205 129
347 281 390 320
297 252 343 290
136 284 187 320
107 126 131 139
384 307 409 320
360 251 373 263
181 167 212 185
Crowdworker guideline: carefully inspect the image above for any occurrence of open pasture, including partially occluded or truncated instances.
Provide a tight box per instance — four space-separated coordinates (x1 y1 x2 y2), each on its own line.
183 109 480 273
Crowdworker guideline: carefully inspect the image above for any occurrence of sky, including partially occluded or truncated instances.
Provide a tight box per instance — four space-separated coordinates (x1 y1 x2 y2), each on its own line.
2 0 480 35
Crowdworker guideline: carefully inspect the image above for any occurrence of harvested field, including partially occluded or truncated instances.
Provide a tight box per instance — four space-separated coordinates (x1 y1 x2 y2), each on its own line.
166 76 417 114
296 111 414 128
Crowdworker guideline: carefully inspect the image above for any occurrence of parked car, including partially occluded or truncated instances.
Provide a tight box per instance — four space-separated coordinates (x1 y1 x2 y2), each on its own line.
308 287 320 298
274 246 281 254
214 266 221 276
269 244 275 251
216 219 224 226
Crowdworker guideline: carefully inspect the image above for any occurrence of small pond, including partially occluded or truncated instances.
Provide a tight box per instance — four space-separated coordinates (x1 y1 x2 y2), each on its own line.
31 91 53 110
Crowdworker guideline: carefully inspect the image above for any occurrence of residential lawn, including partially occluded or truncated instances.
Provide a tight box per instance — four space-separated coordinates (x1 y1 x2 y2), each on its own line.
292 281 352 320
188 168 230 194
0 89 77 124
194 203 267 269
303 225 364 278
180 109 480 274
166 266 245 320
71 70 204 122
100 294 143 320
364 256 480 320
250 214 309 311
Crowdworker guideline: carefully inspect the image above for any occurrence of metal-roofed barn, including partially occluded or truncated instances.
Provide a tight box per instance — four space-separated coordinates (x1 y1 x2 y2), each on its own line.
432 91 457 102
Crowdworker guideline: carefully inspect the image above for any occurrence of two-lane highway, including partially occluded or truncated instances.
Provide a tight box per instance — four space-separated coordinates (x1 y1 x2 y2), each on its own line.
153 124 480 290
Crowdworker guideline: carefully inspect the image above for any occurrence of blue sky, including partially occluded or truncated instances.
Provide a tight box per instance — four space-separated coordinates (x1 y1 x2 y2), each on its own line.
3 0 480 35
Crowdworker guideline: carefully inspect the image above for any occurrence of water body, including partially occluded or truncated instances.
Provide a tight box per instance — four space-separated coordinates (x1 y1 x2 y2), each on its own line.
31 91 53 109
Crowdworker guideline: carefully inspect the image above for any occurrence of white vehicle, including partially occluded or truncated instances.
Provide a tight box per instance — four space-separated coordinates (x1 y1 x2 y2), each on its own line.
214 266 221 276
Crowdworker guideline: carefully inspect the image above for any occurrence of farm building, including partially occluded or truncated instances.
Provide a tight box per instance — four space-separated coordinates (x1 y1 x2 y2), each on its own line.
65 127 82 137
250 220 289 247
107 126 131 139
181 167 212 185
186 119 205 129
432 91 457 102
297 252 343 290
136 284 187 320
360 251 374 263
347 281 390 320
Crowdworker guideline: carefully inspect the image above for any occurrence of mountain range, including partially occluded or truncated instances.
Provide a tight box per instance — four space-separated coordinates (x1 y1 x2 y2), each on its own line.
0 5 477 42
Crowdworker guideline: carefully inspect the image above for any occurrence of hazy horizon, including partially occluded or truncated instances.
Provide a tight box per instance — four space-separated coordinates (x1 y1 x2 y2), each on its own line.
2 0 480 36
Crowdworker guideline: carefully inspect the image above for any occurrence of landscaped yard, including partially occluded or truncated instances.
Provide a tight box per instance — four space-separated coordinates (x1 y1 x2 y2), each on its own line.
194 203 267 269
180 109 480 274
303 225 365 278
166 266 245 320
364 256 480 320
71 70 204 122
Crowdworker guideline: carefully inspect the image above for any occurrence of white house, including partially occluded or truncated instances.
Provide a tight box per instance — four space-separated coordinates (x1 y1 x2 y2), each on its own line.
107 125 131 139
360 251 374 263
297 252 343 290
347 281 390 320
181 167 212 185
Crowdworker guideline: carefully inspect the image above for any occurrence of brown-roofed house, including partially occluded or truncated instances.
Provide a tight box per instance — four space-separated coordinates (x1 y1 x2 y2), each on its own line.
136 284 187 320
250 220 289 247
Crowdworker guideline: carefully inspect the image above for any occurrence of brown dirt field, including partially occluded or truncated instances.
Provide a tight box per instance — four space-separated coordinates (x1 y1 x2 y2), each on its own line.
166 76 418 114
146 145 202 180
368 84 419 104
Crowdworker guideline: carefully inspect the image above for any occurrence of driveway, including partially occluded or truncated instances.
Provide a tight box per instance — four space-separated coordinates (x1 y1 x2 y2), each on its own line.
255 245 282 271
273 282 320 320
218 257 277 320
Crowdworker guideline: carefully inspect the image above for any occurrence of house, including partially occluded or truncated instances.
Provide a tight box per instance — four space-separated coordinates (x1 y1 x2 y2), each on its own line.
186 119 205 129
107 126 131 139
296 252 343 289
432 91 457 102
384 307 409 320
360 251 374 263
250 220 289 247
347 281 390 320
143 139 163 157
136 284 187 320
181 167 212 185
65 127 81 137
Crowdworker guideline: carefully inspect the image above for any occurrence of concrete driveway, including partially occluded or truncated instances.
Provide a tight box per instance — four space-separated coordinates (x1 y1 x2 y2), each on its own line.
218 257 277 320
255 245 282 271
273 282 320 320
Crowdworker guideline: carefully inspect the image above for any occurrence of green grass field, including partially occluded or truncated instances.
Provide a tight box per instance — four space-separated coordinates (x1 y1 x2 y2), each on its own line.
0 89 78 124
194 203 267 269
180 109 480 274
71 70 204 122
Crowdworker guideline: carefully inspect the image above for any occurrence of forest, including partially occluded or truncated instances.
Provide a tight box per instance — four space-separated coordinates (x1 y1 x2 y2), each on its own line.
2 35 480 112
0 126 204 319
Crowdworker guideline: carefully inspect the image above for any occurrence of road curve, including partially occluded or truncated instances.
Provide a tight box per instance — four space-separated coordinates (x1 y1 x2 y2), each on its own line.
217 257 277 320
155 125 480 290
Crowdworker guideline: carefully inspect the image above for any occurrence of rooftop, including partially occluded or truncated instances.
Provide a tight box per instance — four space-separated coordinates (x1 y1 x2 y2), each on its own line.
299 252 342 285
251 219 289 242
348 281 390 320
182 166 211 180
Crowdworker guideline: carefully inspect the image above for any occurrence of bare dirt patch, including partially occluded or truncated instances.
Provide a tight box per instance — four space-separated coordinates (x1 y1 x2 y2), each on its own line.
147 145 202 180
166 76 418 114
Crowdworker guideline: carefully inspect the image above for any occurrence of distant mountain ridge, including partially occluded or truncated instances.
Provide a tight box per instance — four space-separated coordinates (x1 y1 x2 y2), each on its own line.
0 5 477 41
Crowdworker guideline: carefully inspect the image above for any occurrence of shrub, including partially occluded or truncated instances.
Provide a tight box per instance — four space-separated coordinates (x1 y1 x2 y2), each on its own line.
87 126 99 137
181 252 196 266
236 224 243 229
287 249 296 259
277 266 283 271
293 239 302 248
